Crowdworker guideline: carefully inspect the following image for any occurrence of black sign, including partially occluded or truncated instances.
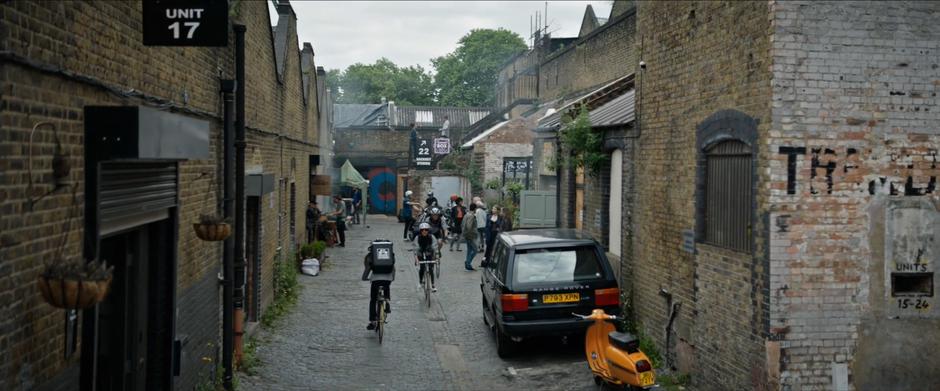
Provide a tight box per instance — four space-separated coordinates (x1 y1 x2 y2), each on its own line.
143 0 228 47
414 138 433 170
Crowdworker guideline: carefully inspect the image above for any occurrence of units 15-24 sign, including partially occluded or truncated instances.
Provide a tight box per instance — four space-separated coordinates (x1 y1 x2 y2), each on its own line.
143 0 228 47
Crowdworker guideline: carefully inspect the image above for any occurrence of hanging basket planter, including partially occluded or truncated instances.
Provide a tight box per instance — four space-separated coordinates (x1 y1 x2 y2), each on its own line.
37 260 114 309
193 215 232 241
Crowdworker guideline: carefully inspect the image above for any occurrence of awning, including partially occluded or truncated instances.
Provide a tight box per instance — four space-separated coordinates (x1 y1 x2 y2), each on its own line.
588 90 634 128
339 160 367 189
460 120 510 148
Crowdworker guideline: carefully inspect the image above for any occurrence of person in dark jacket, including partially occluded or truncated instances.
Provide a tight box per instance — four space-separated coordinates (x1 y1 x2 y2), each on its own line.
483 206 504 267
448 197 466 252
362 244 395 330
305 201 320 244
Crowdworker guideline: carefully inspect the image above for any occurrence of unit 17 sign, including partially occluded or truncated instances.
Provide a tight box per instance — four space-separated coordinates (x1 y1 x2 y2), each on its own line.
143 0 228 47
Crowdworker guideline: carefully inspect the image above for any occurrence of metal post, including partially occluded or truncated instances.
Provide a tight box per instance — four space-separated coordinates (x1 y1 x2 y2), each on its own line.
220 79 236 391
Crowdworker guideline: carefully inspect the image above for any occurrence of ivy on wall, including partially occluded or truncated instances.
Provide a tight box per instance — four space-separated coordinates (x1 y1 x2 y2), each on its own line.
558 104 608 177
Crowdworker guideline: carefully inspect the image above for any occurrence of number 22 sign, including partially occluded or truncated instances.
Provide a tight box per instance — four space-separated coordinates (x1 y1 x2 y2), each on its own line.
143 0 228 47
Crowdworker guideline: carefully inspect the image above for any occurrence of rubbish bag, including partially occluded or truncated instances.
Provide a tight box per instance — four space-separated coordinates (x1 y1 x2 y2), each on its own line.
301 258 320 276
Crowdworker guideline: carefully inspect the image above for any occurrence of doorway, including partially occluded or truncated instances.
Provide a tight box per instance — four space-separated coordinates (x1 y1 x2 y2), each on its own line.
246 197 262 322
609 149 623 256
89 218 174 391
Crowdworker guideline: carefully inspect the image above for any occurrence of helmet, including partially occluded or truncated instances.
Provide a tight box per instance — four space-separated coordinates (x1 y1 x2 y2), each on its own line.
418 222 431 231
450 194 458 201
405 190 413 197
430 207 442 215
427 191 434 196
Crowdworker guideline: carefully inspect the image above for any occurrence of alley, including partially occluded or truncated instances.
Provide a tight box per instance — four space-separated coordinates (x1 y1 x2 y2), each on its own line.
240 216 594 391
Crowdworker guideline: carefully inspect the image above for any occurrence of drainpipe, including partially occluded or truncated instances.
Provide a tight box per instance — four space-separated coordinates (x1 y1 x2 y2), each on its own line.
554 136 562 228
220 79 236 391
233 23 247 366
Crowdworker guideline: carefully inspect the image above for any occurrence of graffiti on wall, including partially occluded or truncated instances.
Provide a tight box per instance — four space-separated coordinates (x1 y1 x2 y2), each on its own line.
778 144 938 196
367 167 397 214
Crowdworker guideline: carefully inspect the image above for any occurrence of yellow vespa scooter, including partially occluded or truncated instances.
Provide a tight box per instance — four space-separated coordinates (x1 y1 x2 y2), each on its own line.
574 309 657 389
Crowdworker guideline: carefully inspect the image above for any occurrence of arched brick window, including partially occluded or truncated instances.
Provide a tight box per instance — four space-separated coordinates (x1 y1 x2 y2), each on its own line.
703 140 752 251
695 110 758 253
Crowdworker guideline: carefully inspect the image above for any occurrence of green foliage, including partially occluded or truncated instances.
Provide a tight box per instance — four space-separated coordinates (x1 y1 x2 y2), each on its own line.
485 178 501 190
311 241 326 258
261 251 301 328
238 337 260 376
559 105 608 176
441 150 483 191
432 29 527 107
327 58 435 105
505 181 524 200
658 372 692 391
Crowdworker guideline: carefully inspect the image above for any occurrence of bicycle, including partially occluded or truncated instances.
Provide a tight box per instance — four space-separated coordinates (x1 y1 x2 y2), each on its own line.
416 251 439 308
375 285 388 344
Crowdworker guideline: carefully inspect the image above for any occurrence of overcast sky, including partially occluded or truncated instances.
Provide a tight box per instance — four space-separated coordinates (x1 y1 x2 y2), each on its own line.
268 1 613 72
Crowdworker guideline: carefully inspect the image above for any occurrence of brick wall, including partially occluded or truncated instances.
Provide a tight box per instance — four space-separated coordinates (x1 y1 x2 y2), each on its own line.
767 2 940 390
539 9 637 101
0 1 324 389
633 2 774 390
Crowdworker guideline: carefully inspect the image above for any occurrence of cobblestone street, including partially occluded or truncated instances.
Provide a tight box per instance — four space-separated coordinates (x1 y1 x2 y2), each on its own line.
241 216 595 391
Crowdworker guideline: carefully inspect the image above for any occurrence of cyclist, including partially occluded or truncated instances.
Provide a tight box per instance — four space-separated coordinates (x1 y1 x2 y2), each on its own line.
362 241 395 330
425 191 438 208
425 206 447 252
412 223 439 292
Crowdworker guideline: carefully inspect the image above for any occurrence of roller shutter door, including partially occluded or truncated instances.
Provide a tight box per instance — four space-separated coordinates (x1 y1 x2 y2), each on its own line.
99 162 178 236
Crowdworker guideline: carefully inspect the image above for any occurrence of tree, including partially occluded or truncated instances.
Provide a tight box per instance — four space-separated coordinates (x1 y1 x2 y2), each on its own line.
326 58 435 106
432 28 527 107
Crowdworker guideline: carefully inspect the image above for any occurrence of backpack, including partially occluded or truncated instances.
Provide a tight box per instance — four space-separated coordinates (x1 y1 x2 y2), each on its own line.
370 239 395 274
462 213 478 240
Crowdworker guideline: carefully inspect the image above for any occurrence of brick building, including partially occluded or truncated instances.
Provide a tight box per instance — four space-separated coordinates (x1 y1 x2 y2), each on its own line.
629 1 940 390
0 1 329 390
333 103 490 214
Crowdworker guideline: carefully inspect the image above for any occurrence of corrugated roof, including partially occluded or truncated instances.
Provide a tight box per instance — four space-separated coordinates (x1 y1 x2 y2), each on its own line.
461 120 511 148
394 106 491 129
589 90 634 128
333 104 384 128
536 74 635 131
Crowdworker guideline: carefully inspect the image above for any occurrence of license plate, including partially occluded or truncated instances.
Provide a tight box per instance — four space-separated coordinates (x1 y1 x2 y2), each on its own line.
542 293 579 303
638 371 654 386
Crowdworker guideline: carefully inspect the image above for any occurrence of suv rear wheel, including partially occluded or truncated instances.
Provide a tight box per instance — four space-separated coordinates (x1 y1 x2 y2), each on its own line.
495 327 515 358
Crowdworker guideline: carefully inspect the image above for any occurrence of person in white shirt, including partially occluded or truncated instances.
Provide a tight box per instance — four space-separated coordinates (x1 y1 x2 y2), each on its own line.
440 115 450 138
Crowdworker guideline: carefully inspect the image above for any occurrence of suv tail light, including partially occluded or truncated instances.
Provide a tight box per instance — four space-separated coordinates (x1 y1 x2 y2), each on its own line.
635 359 652 373
501 294 529 312
594 288 620 306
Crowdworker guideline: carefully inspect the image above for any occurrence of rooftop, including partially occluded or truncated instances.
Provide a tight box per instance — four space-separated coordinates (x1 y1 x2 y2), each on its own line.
333 103 492 130
500 228 598 248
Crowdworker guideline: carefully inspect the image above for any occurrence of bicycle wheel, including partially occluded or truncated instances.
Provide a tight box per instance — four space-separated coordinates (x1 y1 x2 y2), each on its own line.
377 299 386 344
435 260 441 279
424 269 431 307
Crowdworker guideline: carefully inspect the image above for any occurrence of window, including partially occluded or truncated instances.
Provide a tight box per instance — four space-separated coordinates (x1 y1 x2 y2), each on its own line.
512 246 604 285
502 157 533 189
415 110 433 124
703 140 752 251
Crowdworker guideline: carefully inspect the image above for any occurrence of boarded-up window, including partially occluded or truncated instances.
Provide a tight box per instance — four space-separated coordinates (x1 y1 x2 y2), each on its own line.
704 140 752 252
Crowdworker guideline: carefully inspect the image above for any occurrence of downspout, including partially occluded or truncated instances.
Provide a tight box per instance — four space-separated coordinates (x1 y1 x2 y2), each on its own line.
220 79 236 391
233 24 247 365
554 132 562 228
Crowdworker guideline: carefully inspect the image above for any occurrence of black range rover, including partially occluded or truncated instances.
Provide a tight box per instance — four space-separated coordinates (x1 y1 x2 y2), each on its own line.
480 229 621 357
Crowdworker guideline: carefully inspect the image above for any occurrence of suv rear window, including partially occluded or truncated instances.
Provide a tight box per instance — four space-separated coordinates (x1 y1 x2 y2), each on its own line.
512 246 605 284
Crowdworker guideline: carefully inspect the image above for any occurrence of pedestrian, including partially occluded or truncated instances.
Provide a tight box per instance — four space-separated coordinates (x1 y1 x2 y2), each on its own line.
449 197 466 251
462 203 479 271
305 200 320 244
483 205 503 267
409 122 418 168
401 190 419 241
330 195 347 247
440 115 450 139
474 197 487 253
425 191 438 208
352 187 362 224
499 206 513 232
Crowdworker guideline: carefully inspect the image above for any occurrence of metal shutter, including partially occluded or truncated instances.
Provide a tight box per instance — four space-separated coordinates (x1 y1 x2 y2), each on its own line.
99 162 178 236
